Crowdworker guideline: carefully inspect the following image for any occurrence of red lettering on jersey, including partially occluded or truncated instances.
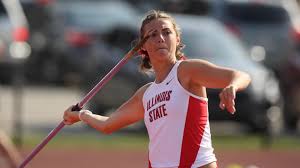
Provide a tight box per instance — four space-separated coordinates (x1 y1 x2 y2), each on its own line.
147 90 173 111
149 104 167 122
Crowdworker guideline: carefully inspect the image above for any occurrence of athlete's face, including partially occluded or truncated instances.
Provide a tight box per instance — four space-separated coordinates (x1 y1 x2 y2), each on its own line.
142 18 180 62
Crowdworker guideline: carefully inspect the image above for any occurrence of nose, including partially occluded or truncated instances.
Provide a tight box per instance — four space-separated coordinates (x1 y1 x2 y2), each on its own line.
157 33 165 43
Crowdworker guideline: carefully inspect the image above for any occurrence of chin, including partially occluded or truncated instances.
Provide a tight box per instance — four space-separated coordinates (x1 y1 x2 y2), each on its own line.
157 50 170 57
157 54 170 60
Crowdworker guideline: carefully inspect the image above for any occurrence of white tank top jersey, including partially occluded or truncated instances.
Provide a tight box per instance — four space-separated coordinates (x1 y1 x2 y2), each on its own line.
143 61 217 168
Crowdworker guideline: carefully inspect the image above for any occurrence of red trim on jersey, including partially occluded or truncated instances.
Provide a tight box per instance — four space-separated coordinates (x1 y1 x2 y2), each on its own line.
148 160 152 168
148 151 152 168
179 97 208 168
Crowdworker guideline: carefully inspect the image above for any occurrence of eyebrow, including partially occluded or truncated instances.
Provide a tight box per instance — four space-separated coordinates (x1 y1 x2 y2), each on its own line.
145 29 155 36
145 27 172 36
162 27 172 31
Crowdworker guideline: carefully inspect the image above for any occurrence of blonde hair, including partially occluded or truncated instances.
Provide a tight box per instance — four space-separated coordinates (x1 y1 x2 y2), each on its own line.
138 10 185 72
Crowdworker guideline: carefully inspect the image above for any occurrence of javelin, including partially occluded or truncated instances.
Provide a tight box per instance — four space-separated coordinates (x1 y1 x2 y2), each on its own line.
18 37 148 168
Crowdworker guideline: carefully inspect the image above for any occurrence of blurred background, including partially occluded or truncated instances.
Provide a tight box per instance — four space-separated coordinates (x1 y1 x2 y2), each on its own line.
0 0 300 168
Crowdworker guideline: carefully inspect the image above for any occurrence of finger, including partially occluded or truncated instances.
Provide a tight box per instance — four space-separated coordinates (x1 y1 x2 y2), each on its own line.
222 90 232 112
223 90 230 109
219 101 225 110
228 105 236 114
230 85 236 100
227 85 236 100
231 98 235 106
219 92 225 110
226 99 235 114
63 119 69 125
63 112 69 120
226 97 236 114
64 120 73 125
226 89 237 110
229 90 235 103
221 91 233 114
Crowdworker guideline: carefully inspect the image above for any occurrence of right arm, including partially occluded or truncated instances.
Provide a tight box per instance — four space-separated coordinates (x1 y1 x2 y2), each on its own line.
63 83 151 134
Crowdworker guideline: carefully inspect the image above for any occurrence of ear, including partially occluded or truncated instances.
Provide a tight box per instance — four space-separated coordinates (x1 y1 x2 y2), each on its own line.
138 47 147 56
141 45 147 52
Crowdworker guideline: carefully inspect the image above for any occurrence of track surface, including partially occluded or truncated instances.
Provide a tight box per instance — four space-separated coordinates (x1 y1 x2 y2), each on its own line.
20 148 299 168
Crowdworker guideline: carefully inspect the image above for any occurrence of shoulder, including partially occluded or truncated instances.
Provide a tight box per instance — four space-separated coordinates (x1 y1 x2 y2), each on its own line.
178 59 214 74
125 82 152 105
180 59 213 65
133 82 152 100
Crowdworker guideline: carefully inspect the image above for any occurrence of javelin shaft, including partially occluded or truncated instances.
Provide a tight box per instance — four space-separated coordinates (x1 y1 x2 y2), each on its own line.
18 122 65 168
78 50 134 108
18 37 147 168
18 53 133 168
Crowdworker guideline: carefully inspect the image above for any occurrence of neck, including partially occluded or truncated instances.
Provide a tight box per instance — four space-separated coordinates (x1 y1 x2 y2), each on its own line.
152 59 177 83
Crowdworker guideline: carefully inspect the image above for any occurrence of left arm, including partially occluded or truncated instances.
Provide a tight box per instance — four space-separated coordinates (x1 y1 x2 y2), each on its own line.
179 59 251 113
181 59 250 90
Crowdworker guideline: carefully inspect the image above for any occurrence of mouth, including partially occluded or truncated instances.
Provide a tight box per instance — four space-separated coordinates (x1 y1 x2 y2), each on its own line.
157 47 168 50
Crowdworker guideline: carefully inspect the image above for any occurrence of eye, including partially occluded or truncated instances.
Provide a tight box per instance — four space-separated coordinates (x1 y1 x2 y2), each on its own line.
150 32 157 38
163 30 172 35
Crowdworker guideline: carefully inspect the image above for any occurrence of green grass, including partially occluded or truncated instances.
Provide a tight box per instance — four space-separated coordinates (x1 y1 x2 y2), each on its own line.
20 132 300 151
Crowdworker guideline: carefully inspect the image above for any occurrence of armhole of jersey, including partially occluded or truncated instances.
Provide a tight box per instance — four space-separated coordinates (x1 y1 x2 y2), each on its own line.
175 61 208 102
142 82 154 102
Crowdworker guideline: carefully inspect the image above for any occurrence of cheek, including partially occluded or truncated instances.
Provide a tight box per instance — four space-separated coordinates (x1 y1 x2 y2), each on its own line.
144 41 156 52
170 39 178 50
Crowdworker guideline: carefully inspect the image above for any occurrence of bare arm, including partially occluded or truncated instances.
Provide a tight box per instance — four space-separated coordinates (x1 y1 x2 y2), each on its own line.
63 83 151 134
180 59 251 113
180 59 250 90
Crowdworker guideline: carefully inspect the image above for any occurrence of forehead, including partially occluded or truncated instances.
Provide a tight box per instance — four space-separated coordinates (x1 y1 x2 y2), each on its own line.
143 18 174 33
